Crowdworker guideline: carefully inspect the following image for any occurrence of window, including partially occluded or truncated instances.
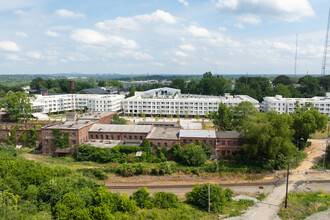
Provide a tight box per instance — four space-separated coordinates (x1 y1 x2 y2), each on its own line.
209 140 213 145
101 135 104 139
117 135 120 140
165 143 167 147
90 135 93 139
140 136 143 140
106 135 109 139
134 136 137 140
46 140 49 144
227 140 231 145
221 150 226 155
183 139 187 144
189 139 192 143
129 135 132 139
157 142 161 147
222 140 225 145
72 133 76 137
73 140 76 144
95 135 98 139
45 132 48 136
233 140 237 145
203 140 206 144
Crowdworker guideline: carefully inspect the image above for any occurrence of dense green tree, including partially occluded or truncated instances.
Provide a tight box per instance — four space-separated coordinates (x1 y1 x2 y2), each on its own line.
170 79 187 93
1 91 35 122
186 183 233 212
319 75 330 91
179 143 207 166
298 76 320 97
112 113 127 124
198 72 231 96
273 75 292 85
242 112 297 162
274 84 292 98
209 103 233 131
292 104 328 150
231 101 258 129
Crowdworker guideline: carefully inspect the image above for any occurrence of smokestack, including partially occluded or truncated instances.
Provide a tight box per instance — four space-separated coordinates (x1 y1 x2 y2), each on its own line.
69 79 75 94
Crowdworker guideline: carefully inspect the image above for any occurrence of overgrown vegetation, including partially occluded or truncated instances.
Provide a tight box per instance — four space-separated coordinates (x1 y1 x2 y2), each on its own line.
0 144 255 219
278 191 330 220
111 113 127 124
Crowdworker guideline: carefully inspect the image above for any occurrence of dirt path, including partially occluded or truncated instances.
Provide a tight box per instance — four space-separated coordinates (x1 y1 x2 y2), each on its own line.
228 139 328 220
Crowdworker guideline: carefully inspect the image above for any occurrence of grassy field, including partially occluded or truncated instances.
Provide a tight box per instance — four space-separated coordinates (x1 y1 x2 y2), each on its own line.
310 125 329 139
126 200 255 220
278 191 330 220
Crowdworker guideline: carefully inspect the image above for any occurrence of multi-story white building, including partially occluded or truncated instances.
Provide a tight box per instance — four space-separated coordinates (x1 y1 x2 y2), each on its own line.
32 94 124 113
122 87 259 116
261 93 330 116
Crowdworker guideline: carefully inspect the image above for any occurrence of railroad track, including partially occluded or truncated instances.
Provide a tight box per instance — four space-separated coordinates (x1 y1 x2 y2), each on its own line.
106 179 330 190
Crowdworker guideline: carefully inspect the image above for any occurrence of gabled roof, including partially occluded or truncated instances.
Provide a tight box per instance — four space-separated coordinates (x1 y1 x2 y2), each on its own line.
179 130 216 138
216 131 241 139
89 124 152 133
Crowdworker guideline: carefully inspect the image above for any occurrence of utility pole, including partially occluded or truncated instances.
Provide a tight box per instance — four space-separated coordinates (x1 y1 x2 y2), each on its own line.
285 159 290 208
323 124 329 171
208 183 211 212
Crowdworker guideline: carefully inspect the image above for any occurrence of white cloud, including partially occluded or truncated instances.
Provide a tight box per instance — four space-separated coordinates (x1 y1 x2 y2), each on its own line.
0 0 36 11
178 0 189 7
234 23 244 29
179 44 196 51
14 9 30 16
215 0 314 22
216 0 239 10
71 29 138 49
96 10 177 31
15 31 28 37
236 13 262 25
55 9 86 19
175 50 188 57
0 41 21 52
187 25 211 37
26 51 41 59
218 26 227 31
44 30 60 37
6 54 24 61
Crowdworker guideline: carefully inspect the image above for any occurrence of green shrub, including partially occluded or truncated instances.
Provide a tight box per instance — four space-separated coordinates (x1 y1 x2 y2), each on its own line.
117 163 149 177
130 187 153 209
153 192 179 209
77 168 108 180
112 145 141 154
151 162 172 176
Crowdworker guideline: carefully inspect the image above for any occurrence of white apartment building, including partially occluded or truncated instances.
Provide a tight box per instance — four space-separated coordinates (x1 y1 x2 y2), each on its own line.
261 93 330 116
122 87 259 116
32 94 124 113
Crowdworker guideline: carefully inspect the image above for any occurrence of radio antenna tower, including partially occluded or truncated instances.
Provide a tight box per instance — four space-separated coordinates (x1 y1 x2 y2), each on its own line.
294 34 298 78
321 8 330 76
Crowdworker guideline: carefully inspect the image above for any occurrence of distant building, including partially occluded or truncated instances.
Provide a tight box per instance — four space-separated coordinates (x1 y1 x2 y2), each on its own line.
122 80 172 90
81 86 119 94
29 89 48 96
122 87 259 117
261 93 330 116
31 94 124 113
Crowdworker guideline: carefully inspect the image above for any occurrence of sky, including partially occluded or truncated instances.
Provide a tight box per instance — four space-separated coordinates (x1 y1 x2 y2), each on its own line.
0 0 329 75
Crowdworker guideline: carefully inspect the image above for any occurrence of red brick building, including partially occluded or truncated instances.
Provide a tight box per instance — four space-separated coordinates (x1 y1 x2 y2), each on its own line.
41 112 113 155
88 124 153 142
216 131 244 156
146 127 180 149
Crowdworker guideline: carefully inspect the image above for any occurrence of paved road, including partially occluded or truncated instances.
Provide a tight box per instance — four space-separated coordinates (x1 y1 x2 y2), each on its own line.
228 139 328 220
